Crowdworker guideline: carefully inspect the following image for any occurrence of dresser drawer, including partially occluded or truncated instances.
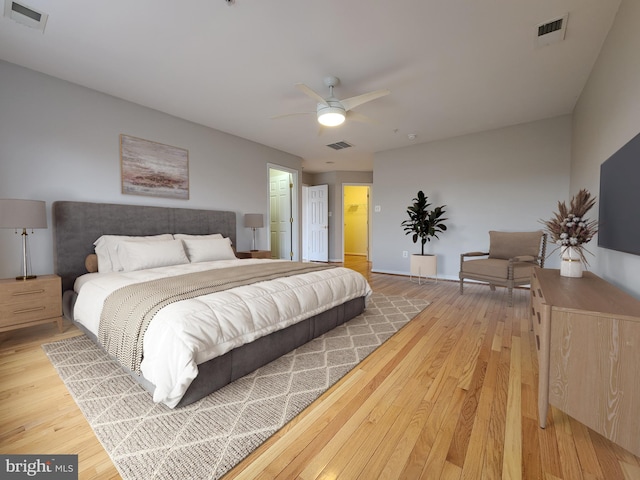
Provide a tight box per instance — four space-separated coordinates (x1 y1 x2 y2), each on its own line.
0 275 62 329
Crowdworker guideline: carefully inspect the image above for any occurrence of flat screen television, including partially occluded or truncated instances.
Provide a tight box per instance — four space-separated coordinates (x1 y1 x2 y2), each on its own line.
598 131 640 256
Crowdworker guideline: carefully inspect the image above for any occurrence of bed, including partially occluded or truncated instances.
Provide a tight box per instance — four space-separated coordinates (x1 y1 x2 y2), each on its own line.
52 201 371 408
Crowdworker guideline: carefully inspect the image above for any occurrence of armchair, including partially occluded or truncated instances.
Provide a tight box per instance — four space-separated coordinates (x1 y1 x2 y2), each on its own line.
459 230 547 306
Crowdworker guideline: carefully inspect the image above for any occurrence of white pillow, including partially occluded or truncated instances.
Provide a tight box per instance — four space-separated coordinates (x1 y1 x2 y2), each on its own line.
174 233 232 245
117 239 190 272
174 233 223 240
181 237 236 263
94 234 173 273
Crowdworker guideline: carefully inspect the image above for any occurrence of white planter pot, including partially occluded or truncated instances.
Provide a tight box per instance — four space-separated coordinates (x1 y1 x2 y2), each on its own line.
560 246 583 278
410 254 437 284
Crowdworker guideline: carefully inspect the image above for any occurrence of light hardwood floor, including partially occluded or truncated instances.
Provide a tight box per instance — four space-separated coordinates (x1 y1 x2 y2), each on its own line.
1 257 639 479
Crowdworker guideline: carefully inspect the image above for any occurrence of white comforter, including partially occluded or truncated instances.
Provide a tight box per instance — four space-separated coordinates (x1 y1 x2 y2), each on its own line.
73 259 372 408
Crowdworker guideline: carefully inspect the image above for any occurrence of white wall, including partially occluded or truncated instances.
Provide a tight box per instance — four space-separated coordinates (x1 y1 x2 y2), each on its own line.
572 0 640 297
372 116 571 279
0 61 302 279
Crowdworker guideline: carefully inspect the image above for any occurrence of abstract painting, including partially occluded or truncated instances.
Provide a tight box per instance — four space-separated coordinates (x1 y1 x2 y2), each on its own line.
120 134 189 199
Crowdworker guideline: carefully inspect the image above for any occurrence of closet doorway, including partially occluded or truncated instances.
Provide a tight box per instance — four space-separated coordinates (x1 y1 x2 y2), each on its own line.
343 184 370 261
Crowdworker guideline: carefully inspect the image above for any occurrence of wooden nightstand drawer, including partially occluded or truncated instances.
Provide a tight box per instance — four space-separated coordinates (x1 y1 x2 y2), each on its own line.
236 250 272 259
0 275 62 332
0 299 61 326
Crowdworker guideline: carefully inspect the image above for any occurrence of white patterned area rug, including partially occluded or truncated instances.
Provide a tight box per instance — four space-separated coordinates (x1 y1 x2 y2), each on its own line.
42 293 429 480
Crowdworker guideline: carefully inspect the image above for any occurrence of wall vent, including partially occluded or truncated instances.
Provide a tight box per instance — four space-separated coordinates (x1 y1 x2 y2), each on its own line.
326 141 353 151
3 1 48 32
536 13 568 47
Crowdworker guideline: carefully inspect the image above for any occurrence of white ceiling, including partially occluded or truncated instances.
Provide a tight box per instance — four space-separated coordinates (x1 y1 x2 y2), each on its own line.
0 0 621 173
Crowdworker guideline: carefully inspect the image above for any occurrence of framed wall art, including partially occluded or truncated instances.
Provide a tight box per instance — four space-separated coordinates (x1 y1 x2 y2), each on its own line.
120 134 189 199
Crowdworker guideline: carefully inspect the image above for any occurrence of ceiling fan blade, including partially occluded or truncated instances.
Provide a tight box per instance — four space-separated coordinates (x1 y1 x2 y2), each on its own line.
296 83 328 106
340 89 390 111
270 112 313 120
346 111 377 124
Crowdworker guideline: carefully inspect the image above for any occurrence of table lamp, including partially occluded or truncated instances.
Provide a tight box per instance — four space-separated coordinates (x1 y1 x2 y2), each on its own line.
244 213 264 251
0 199 47 280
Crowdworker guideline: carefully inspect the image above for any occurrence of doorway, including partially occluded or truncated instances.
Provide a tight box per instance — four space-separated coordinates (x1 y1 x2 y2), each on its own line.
268 165 298 261
343 184 370 261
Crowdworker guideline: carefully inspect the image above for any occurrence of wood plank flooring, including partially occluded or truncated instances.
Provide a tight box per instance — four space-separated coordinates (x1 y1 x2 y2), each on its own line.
1 256 639 479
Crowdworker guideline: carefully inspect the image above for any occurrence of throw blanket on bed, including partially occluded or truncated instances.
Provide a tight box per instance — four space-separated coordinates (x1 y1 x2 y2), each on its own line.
99 261 335 374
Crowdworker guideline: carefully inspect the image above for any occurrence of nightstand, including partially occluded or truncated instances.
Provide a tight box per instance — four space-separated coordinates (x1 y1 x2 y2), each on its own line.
236 250 272 259
0 274 63 333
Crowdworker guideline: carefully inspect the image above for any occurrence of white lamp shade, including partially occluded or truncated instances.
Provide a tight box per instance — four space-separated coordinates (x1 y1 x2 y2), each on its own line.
0 199 47 229
244 213 264 228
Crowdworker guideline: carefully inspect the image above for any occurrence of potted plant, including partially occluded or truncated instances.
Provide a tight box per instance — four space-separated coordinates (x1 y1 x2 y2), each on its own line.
541 188 598 278
401 190 448 282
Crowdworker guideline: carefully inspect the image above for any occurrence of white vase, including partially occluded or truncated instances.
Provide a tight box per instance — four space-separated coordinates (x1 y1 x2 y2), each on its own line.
410 254 437 284
560 246 583 278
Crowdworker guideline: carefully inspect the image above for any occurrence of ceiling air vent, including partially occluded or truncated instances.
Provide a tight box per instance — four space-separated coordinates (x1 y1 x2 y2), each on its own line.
326 141 353 151
536 13 568 47
3 1 48 32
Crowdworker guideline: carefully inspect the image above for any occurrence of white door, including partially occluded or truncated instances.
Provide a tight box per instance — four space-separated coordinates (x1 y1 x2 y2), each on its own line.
269 170 292 260
308 184 328 262
302 185 309 261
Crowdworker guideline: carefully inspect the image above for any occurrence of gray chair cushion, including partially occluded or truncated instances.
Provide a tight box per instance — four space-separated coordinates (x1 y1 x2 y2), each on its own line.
488 230 544 260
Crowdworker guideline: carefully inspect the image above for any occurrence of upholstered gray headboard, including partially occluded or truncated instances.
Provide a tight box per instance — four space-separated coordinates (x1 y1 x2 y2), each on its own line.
52 201 237 292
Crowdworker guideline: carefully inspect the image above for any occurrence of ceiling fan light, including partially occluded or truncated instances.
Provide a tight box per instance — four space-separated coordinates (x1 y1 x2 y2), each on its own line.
317 105 346 127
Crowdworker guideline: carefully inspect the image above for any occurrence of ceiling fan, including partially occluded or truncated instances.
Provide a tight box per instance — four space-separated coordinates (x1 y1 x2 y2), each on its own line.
273 76 390 127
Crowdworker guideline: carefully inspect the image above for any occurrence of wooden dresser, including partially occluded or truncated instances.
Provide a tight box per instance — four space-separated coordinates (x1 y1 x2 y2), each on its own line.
530 267 640 456
0 274 63 333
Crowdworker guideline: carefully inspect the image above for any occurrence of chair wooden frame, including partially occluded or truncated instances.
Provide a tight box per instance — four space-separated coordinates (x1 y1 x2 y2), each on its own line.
459 232 547 306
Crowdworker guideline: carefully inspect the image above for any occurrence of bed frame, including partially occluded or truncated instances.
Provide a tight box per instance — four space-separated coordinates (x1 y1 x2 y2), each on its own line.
52 201 365 407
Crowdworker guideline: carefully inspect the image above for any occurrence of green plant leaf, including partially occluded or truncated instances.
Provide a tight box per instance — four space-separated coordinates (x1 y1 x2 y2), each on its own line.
401 190 448 255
